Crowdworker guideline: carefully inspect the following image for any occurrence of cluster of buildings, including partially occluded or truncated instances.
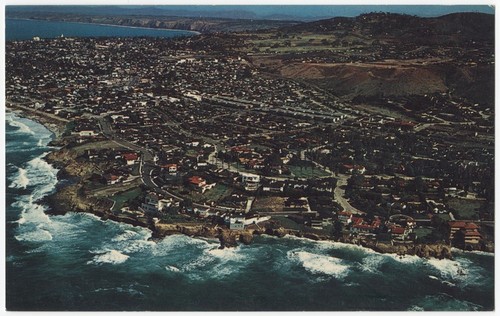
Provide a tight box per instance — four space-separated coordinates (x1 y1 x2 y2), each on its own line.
5 34 493 250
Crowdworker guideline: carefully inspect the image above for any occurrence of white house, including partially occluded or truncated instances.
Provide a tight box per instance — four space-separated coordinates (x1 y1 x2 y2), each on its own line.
240 172 261 191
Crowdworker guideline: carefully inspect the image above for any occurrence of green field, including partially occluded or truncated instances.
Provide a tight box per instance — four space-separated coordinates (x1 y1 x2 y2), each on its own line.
414 227 433 239
288 165 330 178
91 178 142 198
202 184 232 202
273 216 303 231
435 213 451 221
448 198 482 219
110 187 143 212
72 140 125 154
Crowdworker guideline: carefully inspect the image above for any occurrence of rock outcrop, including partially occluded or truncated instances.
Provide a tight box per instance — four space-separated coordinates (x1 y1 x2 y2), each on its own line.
372 242 453 259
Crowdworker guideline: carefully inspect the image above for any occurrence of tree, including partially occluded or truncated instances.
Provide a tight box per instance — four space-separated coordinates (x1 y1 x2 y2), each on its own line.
451 228 466 249
408 176 425 193
331 220 344 241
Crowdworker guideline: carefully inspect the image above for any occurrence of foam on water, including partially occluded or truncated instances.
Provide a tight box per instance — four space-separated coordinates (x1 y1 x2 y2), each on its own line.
409 293 483 311
288 250 350 279
9 167 30 189
206 247 244 261
165 265 181 272
112 230 138 242
14 197 52 225
88 249 130 265
8 136 59 245
7 116 35 135
26 155 58 200
151 234 211 257
15 227 53 242
359 254 386 274
427 258 463 279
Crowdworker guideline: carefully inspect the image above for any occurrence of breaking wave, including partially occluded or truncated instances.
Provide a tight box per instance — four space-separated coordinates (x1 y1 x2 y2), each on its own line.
408 294 483 311
88 249 130 265
9 167 30 189
14 227 53 242
288 250 350 279
7 115 35 135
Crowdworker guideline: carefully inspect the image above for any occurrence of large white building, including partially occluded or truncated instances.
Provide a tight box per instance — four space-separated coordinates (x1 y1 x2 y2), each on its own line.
240 172 261 191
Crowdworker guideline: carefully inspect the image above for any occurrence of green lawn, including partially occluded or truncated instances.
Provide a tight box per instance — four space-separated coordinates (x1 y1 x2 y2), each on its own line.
202 184 232 202
435 213 451 221
273 216 303 231
448 198 481 220
288 165 330 178
110 187 143 212
414 227 433 239
71 140 124 154
131 164 140 176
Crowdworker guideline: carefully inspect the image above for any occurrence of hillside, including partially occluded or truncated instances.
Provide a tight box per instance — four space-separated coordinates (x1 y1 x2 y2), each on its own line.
283 12 494 44
246 12 494 106
6 11 300 33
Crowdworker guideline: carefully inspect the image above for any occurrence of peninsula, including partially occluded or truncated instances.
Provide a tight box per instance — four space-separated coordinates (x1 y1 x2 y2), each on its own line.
6 12 494 258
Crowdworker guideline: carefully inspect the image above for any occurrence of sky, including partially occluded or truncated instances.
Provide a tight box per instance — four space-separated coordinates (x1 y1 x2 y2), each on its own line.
6 4 495 21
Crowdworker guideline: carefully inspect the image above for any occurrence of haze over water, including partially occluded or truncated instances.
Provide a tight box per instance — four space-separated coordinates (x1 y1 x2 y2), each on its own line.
5 19 495 311
6 18 195 41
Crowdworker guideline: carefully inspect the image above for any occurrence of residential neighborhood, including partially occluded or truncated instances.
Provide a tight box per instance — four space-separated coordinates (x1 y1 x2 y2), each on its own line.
5 22 494 252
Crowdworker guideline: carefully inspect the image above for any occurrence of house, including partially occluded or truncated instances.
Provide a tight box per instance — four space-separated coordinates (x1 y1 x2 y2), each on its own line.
350 216 382 235
449 221 482 245
162 163 178 174
342 164 366 174
122 153 139 165
310 219 324 230
141 192 160 214
78 130 98 137
262 180 285 193
338 211 352 224
188 175 216 193
104 174 120 185
240 172 261 191
243 215 271 226
189 176 206 188
388 225 410 241
225 214 245 230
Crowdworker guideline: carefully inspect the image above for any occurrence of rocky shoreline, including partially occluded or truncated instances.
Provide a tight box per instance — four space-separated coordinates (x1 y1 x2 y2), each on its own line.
7 104 67 139
10 108 460 260
40 156 456 259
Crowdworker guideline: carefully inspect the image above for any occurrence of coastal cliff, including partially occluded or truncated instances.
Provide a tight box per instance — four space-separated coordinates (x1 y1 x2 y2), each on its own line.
36 131 455 259
11 105 455 259
153 223 255 248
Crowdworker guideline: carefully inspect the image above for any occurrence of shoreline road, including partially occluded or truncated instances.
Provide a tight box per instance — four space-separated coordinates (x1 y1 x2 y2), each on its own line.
334 174 365 215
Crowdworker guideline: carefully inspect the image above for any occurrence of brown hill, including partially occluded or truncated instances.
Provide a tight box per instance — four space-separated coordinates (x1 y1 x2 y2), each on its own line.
280 62 448 99
284 12 494 44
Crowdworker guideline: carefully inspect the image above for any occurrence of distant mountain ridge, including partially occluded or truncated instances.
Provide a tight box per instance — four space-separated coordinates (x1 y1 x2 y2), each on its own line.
284 12 494 44
6 5 494 21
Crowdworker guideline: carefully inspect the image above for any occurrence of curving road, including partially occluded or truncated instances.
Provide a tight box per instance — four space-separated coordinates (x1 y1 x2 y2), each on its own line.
333 174 365 215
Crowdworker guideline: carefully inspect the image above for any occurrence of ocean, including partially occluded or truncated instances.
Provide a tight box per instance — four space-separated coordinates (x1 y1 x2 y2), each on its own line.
6 18 196 41
5 113 495 311
4 16 495 310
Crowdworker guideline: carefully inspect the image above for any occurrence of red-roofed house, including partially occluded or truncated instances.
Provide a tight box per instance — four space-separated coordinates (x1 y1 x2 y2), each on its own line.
189 176 206 187
122 153 139 165
449 221 482 245
338 211 352 224
349 216 380 235
188 176 215 193
389 225 410 241
162 163 178 174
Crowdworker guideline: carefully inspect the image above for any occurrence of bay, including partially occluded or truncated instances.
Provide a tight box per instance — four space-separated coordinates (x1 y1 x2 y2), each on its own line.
6 18 196 41
4 17 495 310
